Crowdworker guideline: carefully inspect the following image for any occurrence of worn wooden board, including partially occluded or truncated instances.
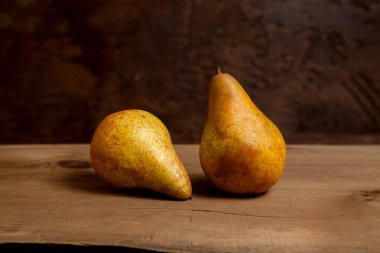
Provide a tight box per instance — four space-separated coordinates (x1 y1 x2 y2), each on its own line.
0 145 379 252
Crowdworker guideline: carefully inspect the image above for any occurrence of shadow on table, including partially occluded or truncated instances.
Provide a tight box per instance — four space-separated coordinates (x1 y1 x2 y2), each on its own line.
53 159 267 200
57 170 181 201
0 243 157 253
190 173 268 199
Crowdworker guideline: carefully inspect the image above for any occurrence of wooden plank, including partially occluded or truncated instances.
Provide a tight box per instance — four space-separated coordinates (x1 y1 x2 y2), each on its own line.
0 145 379 252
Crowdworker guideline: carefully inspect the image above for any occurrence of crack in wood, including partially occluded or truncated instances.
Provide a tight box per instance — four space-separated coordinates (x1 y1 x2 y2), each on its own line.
118 207 380 220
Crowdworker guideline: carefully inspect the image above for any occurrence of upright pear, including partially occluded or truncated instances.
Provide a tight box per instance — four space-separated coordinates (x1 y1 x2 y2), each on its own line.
200 69 286 194
90 110 192 199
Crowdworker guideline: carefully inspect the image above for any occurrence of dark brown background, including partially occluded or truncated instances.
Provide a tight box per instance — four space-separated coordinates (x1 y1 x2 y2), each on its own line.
1 0 380 144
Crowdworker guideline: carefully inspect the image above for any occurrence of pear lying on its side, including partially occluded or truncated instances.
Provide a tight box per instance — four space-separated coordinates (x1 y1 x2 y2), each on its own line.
90 110 192 200
200 69 286 194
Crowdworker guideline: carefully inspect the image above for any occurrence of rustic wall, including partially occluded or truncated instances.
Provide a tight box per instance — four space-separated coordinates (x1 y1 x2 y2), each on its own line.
0 0 380 144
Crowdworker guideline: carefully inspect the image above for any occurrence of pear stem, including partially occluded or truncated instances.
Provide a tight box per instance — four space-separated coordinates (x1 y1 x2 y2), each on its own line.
217 66 222 74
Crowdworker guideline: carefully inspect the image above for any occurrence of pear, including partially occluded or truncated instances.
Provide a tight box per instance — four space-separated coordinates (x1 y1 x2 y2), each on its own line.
199 68 286 194
90 110 192 200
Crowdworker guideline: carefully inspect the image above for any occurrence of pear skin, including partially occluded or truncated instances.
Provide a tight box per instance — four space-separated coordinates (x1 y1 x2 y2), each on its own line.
200 69 286 194
90 110 192 200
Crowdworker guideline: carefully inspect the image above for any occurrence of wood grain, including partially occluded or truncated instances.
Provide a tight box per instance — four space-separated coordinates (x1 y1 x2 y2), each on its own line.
0 145 379 252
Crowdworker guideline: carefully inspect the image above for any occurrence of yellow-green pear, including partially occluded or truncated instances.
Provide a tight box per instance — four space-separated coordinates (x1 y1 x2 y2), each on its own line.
200 68 286 194
90 110 192 200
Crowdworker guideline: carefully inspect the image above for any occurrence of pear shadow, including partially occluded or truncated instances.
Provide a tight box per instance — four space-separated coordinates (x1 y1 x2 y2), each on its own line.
56 168 186 201
52 159 266 200
190 173 268 199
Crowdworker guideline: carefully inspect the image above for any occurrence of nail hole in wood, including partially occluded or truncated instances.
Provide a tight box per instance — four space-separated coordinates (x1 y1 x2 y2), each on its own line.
56 160 91 169
356 190 380 202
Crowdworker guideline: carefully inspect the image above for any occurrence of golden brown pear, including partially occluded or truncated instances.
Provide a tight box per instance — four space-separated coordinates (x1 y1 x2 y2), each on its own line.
199 69 286 194
90 110 192 200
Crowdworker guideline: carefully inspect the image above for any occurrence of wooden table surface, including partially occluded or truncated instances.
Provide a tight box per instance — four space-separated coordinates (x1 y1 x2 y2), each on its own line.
0 145 379 252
